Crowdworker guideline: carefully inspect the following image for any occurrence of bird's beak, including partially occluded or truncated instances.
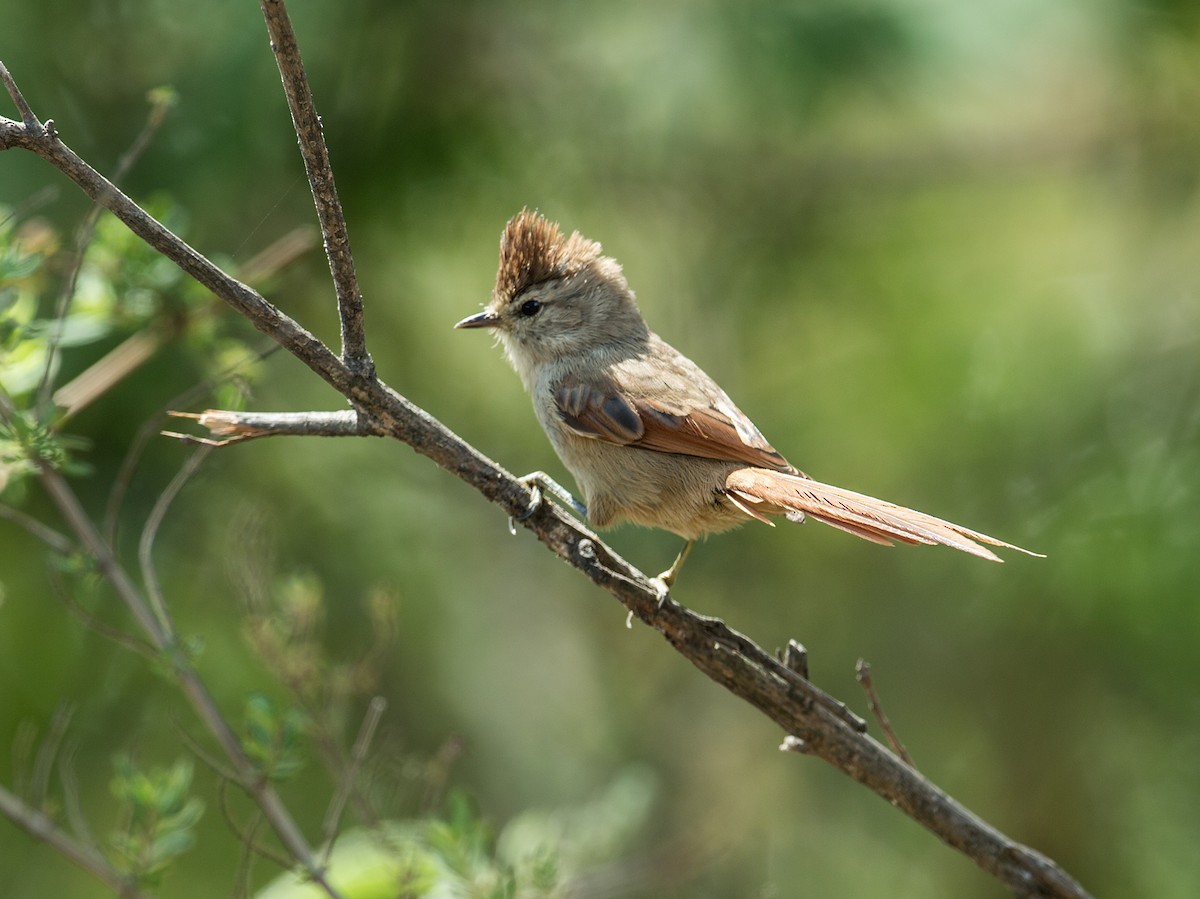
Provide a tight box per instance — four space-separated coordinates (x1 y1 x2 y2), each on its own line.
455 309 501 330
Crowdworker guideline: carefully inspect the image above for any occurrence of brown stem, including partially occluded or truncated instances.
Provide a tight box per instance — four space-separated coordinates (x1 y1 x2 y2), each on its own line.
165 409 368 444
257 0 370 376
856 658 915 767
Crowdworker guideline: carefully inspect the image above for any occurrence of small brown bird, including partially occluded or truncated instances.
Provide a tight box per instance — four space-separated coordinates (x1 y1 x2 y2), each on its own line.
457 210 1041 589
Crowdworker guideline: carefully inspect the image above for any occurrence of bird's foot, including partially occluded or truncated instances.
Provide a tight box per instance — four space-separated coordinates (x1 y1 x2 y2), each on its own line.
517 471 586 517
648 540 694 607
648 573 673 610
509 471 586 533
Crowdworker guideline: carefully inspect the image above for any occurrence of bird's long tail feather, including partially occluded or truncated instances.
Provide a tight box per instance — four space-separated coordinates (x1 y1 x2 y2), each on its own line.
724 468 1042 562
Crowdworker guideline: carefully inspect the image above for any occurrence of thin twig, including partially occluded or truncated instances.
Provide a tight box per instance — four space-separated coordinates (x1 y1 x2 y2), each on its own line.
235 224 320 284
257 1 370 376
59 739 99 851
103 339 279 548
0 60 39 129
856 659 914 767
172 715 241 784
0 183 59 228
218 781 294 870
30 703 73 809
137 445 213 634
0 502 75 555
36 86 173 410
232 807 268 899
321 696 386 865
48 565 156 659
778 639 867 733
166 409 369 443
54 329 172 423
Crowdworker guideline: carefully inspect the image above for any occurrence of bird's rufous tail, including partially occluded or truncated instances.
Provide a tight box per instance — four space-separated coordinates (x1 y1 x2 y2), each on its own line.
723 468 1042 562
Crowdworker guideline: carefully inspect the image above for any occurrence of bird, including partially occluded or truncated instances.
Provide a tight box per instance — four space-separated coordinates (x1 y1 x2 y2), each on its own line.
457 209 1041 590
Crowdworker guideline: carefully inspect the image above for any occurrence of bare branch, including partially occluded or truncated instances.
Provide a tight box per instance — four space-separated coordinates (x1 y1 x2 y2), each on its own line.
0 60 39 129
218 781 294 871
321 696 386 865
856 659 915 767
166 409 368 443
48 565 157 660
138 446 213 633
257 1 370 376
0 502 75 555
30 704 73 809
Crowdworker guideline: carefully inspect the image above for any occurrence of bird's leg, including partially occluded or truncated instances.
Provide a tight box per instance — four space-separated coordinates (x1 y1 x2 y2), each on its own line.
650 539 695 606
513 471 587 522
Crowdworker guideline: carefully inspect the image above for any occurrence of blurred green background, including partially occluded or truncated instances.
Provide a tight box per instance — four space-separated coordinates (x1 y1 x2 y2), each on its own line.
3 0 1199 896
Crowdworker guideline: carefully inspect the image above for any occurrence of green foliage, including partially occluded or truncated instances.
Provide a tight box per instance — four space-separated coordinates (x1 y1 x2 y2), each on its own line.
242 694 309 783
0 193 262 417
108 756 205 885
254 771 657 899
0 193 264 512
0 409 58 476
0 200 183 400
0 210 54 400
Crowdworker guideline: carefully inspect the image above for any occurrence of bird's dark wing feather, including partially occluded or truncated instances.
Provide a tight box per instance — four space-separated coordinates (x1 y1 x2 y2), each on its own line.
553 339 797 473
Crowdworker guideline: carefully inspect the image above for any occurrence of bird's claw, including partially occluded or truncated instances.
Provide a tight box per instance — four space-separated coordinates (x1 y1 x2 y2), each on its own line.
514 482 543 522
508 476 549 534
649 575 672 610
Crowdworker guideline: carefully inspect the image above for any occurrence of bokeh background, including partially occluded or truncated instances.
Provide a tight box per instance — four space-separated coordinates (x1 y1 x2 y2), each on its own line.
3 0 1199 896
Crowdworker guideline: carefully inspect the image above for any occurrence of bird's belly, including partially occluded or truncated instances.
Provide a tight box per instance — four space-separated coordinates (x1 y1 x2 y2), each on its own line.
548 429 749 540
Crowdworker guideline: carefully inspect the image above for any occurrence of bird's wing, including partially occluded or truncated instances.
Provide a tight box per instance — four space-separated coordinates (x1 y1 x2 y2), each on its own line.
553 344 797 473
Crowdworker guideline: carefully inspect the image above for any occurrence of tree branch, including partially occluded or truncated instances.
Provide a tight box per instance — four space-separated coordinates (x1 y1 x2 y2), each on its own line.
0 59 39 129
163 409 368 446
856 658 915 766
0 54 1091 899
257 0 370 377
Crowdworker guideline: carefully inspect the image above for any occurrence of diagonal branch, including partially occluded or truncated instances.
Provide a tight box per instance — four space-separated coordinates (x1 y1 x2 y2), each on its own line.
0 59 1091 899
257 0 370 377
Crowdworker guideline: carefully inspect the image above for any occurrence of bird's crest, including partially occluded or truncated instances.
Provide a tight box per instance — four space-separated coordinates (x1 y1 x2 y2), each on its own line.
494 209 602 302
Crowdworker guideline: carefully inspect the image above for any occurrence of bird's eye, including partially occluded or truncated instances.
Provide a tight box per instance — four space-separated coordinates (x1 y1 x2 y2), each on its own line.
519 299 542 317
